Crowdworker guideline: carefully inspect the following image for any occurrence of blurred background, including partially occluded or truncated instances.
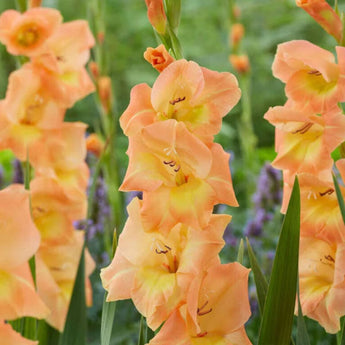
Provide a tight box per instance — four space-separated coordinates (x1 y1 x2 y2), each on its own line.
0 0 340 344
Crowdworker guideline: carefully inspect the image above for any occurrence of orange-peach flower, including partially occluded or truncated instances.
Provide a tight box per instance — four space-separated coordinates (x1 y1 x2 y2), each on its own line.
120 121 237 232
101 197 229 330
30 20 95 108
36 231 95 331
264 103 345 175
120 59 241 143
299 236 345 333
144 44 175 72
0 184 40 270
97 76 113 113
0 321 38 345
29 122 89 192
296 0 343 42
145 0 167 35
272 40 345 112
0 7 61 57
0 66 65 160
30 177 87 245
149 263 252 345
0 263 49 320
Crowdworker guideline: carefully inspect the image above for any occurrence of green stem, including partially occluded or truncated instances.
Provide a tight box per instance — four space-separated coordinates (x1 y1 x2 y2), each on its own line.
15 0 27 12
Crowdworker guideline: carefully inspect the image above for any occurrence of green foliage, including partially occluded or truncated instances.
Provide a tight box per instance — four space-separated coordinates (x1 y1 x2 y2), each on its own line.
258 178 300 345
100 293 116 345
59 249 86 345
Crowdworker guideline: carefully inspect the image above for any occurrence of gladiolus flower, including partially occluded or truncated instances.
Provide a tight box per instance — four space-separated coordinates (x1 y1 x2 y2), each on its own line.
101 197 229 330
0 322 38 345
36 231 94 331
0 7 62 57
296 0 343 42
30 177 87 245
120 121 237 232
144 44 175 72
272 40 345 112
145 0 167 35
299 236 345 333
264 103 345 175
121 59 241 143
148 263 252 345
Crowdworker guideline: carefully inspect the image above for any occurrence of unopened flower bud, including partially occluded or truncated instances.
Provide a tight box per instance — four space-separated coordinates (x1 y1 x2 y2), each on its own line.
98 76 112 113
86 133 105 158
229 54 250 74
230 23 245 47
145 0 167 35
29 0 42 7
296 0 343 42
144 44 175 72
89 61 99 80
97 31 105 45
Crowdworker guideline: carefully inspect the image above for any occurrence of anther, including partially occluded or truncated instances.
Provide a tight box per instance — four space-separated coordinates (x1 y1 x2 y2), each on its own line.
319 188 334 197
174 165 180 172
197 300 212 316
196 332 208 338
155 248 169 254
292 122 313 134
324 255 335 263
169 96 186 105
308 70 322 76
163 160 174 165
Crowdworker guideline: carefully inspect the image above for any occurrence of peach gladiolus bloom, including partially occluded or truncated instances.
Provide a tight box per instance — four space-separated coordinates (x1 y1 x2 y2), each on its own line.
299 236 345 333
264 103 345 175
32 20 95 108
36 231 95 331
229 54 250 74
0 66 65 160
120 120 237 232
296 0 343 42
101 197 229 330
0 185 49 321
149 263 252 345
120 59 241 143
29 122 89 192
230 23 245 47
272 40 345 112
144 44 175 72
0 322 38 345
145 0 167 35
30 177 87 245
0 7 61 57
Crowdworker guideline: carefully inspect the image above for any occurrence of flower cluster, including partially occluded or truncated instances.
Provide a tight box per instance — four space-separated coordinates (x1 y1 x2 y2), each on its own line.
0 5 95 340
264 33 345 331
101 44 252 344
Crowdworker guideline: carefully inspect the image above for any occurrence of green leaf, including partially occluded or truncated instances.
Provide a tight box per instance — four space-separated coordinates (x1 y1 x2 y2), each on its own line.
338 317 345 345
100 292 116 345
258 177 300 345
137 315 147 345
246 238 268 315
236 238 244 264
59 248 86 345
333 174 345 224
37 320 60 345
296 283 310 345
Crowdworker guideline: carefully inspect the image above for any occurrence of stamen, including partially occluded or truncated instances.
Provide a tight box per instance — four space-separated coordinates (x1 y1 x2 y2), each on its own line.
324 254 335 263
169 96 186 105
197 300 212 316
174 165 180 172
319 188 334 197
291 122 313 134
308 69 322 76
163 160 174 165
169 161 176 167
